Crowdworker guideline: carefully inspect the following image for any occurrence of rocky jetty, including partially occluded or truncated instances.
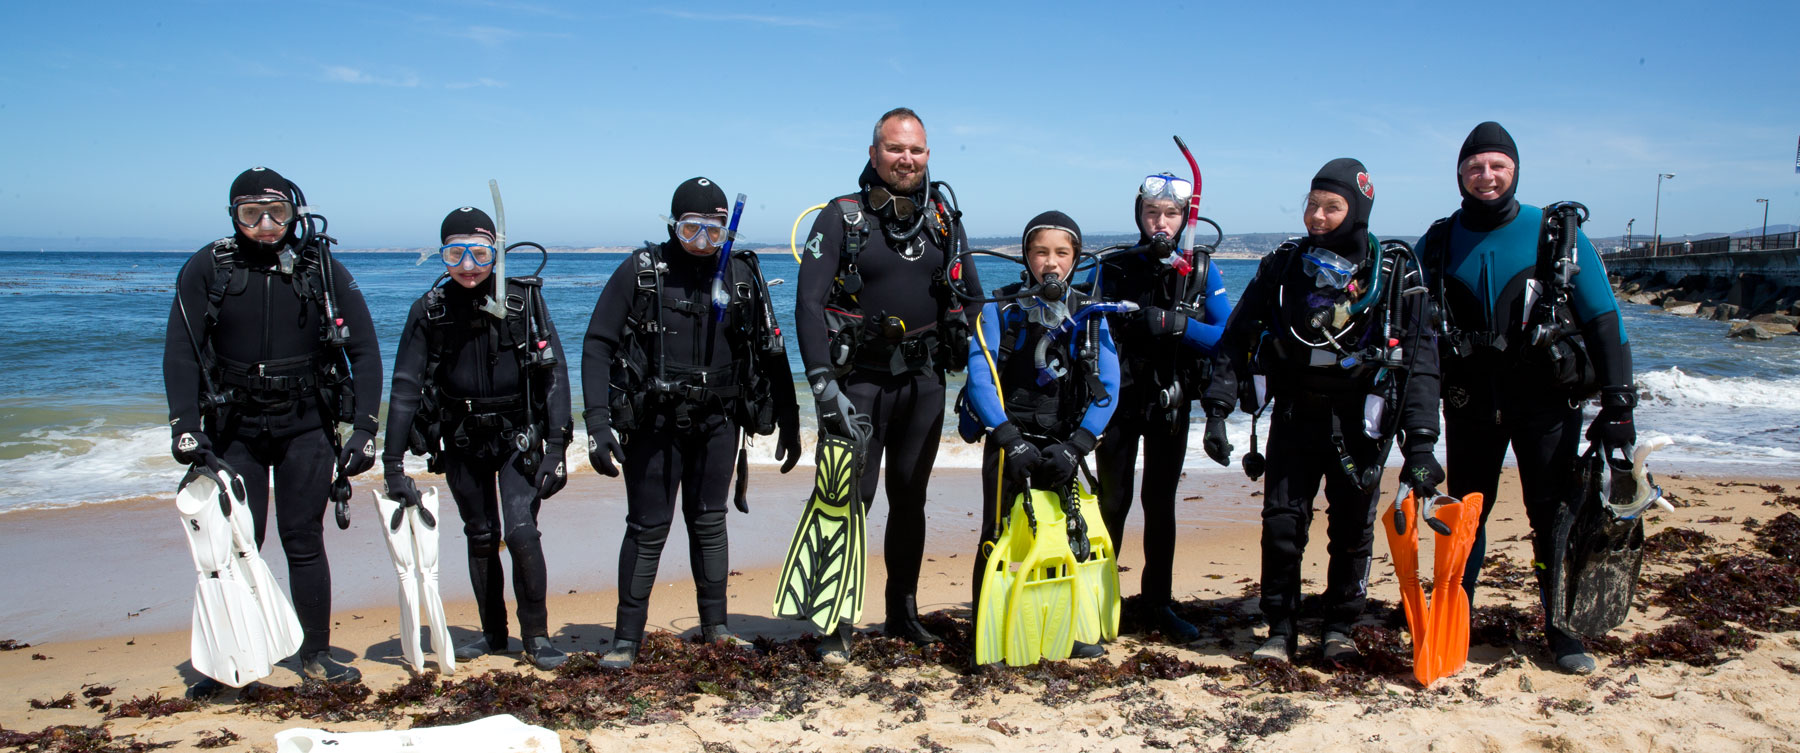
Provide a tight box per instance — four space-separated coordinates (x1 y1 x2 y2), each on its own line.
1612 271 1800 339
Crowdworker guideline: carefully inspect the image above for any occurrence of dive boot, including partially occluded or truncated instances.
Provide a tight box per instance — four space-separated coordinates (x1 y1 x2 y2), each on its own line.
1549 629 1596 675
1070 641 1105 659
523 636 567 671
1322 630 1360 662
1251 634 1294 664
816 624 852 666
884 595 941 645
185 677 227 702
454 634 510 660
597 640 638 669
300 650 362 684
701 624 751 647
1155 604 1201 643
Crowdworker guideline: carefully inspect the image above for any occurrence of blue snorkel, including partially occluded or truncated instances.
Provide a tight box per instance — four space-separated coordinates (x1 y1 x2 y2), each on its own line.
711 192 747 322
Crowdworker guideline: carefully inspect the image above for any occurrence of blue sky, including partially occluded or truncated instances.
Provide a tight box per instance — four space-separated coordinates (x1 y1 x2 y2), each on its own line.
3 1 1797 248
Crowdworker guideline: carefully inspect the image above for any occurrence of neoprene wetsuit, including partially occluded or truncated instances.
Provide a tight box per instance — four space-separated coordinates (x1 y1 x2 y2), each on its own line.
163 238 382 658
794 163 980 628
1213 235 1441 642
382 276 572 648
1092 235 1230 609
582 240 798 644
1423 204 1631 621
964 291 1121 603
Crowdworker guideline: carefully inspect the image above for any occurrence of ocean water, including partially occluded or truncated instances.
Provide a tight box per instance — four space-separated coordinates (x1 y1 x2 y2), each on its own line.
0 250 1794 512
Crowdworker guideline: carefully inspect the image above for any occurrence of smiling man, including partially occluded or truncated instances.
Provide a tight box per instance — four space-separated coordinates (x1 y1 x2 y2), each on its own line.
792 108 982 658
1417 121 1636 675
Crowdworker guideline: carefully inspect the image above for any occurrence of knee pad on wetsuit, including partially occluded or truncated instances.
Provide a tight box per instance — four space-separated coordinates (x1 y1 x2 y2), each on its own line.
690 510 729 584
468 531 499 558
504 524 542 552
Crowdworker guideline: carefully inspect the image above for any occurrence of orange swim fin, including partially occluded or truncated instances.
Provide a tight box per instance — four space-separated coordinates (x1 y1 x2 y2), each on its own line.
1383 489 1432 685
1422 492 1482 683
1385 488 1485 686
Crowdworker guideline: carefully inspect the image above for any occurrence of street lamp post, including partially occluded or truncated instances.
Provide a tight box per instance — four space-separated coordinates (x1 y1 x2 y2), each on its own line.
1652 173 1676 255
1625 218 1635 254
1756 198 1769 250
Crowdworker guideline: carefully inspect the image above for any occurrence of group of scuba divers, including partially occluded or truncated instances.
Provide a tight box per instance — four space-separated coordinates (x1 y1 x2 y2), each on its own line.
163 107 1644 701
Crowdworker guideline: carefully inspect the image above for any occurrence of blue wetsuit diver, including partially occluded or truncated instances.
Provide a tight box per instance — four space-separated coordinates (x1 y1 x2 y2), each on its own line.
381 207 574 671
1210 159 1442 663
1092 173 1233 641
965 211 1122 659
1418 122 1634 675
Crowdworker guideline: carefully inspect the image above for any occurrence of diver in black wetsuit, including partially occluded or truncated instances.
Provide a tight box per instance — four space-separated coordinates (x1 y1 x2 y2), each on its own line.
794 108 981 654
381 206 573 671
163 167 382 697
1209 159 1442 664
582 177 800 669
1092 172 1233 642
1418 122 1636 675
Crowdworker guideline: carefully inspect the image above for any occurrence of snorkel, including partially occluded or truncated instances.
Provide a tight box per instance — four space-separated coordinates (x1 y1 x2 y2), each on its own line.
479 179 509 320
712 193 747 322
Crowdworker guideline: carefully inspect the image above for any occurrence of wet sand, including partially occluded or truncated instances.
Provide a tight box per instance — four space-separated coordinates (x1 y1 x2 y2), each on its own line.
3 466 1796 752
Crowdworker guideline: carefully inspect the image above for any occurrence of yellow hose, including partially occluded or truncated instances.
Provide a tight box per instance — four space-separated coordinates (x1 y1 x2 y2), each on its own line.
973 307 1010 526
790 203 828 263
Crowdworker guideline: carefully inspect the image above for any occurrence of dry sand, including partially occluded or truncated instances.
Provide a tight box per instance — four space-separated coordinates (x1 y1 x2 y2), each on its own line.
2 466 1796 752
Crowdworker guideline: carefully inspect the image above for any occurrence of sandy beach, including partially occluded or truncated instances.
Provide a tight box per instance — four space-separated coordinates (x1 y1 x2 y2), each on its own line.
3 465 1796 752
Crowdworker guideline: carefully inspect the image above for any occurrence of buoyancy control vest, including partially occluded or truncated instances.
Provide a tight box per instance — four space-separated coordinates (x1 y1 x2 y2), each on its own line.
819 191 972 377
1423 203 1601 399
406 276 568 470
607 243 786 433
196 237 357 432
969 282 1112 441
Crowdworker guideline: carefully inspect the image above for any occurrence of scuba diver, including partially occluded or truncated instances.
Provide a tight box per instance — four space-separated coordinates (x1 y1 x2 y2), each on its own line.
582 177 800 669
381 205 573 671
1207 158 1442 664
964 211 1123 662
1091 170 1233 642
793 107 981 656
162 167 383 698
1417 122 1635 675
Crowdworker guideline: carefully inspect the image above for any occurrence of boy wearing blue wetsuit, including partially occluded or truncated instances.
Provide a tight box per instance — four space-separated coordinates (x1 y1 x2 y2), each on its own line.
1419 122 1636 674
966 211 1122 658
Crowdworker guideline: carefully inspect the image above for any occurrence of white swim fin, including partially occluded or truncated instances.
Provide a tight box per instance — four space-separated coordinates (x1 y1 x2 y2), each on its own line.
274 713 561 752
372 487 454 674
227 478 304 662
177 466 273 687
412 488 454 674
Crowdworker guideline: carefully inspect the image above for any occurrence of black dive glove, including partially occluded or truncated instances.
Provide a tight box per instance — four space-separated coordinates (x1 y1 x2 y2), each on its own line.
173 431 214 466
808 368 861 441
1141 306 1189 338
587 424 623 478
1587 387 1637 454
1399 432 1444 496
989 422 1040 486
338 429 378 476
383 466 422 507
775 412 801 474
1031 428 1097 490
536 444 568 499
1201 401 1233 466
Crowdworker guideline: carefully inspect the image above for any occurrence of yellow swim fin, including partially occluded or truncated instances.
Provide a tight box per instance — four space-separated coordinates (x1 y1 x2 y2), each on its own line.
1003 490 1077 666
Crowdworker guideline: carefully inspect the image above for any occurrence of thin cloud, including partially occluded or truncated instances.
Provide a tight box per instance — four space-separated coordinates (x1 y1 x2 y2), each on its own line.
323 66 420 87
653 9 835 29
453 25 527 47
446 77 507 89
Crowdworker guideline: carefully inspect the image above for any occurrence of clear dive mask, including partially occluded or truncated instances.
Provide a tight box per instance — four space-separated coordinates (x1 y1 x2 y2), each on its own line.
440 243 497 267
230 199 296 229
1302 248 1358 289
1139 173 1193 205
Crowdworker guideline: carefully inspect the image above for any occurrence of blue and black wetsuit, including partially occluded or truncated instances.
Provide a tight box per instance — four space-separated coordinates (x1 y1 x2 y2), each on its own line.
964 289 1122 602
1092 222 1231 611
1423 204 1632 603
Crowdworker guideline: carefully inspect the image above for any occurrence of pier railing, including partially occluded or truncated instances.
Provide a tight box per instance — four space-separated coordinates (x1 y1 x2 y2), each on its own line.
1605 232 1799 259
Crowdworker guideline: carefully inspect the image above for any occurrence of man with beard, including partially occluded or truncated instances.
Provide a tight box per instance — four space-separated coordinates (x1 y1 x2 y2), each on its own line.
794 108 981 658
